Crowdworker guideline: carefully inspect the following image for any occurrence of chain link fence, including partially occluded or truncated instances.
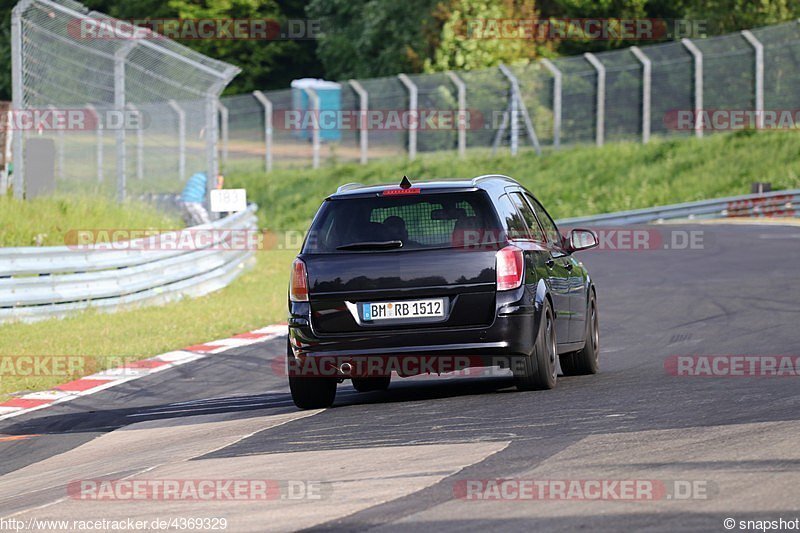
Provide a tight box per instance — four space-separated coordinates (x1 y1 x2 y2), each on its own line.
7 0 240 202
5 9 800 197
220 20 800 173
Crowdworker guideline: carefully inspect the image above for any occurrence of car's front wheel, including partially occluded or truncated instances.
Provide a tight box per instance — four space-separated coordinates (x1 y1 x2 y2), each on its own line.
514 299 557 391
560 290 599 375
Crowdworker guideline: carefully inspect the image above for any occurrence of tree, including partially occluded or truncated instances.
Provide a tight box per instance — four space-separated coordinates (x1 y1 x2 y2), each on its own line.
425 0 551 72
1 0 800 100
678 0 797 34
87 0 322 94
307 0 441 79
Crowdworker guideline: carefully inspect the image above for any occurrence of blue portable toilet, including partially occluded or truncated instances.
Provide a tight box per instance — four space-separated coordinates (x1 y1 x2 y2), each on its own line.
290 78 342 142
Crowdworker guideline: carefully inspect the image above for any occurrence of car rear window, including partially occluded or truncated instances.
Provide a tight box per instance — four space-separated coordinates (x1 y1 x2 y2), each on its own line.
304 192 502 253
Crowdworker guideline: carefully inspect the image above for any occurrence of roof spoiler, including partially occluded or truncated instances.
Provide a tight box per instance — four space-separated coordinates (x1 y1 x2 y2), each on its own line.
336 182 364 193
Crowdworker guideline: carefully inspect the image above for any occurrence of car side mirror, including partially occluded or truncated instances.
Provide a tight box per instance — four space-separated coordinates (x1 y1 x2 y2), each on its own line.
567 228 598 253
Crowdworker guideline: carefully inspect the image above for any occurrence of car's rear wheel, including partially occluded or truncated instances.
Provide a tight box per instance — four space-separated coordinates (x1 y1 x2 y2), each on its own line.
351 375 391 392
514 300 557 391
560 291 599 376
287 340 337 409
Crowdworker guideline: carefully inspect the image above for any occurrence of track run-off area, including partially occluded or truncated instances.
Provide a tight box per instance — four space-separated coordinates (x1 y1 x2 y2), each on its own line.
1 222 799 532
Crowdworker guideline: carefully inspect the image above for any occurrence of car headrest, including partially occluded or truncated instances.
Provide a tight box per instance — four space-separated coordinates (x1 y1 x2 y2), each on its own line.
382 216 408 241
452 216 485 248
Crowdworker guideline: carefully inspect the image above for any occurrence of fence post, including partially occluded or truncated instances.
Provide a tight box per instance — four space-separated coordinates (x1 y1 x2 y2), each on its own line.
584 53 605 146
496 64 541 156
48 105 64 181
630 46 652 144
348 80 369 164
86 104 103 183
446 71 467 157
127 103 144 180
217 99 229 165
168 100 186 182
205 85 222 208
397 74 418 160
10 1 31 198
501 66 519 155
304 87 321 169
253 90 273 172
682 38 704 138
114 45 132 202
540 58 562 149
741 30 764 129
0 114 11 194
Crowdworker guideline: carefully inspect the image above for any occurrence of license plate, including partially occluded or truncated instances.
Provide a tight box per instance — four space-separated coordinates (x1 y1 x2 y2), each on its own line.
362 299 445 321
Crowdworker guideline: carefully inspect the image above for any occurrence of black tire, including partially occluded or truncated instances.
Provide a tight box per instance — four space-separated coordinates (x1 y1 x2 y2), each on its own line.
351 375 391 392
287 340 337 409
560 290 599 376
289 376 337 409
514 299 557 391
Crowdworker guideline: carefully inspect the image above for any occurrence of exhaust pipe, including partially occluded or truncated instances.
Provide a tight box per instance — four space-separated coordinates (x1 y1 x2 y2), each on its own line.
339 362 353 375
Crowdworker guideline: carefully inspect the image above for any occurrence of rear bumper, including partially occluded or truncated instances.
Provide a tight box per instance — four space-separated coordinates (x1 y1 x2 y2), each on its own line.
288 292 539 370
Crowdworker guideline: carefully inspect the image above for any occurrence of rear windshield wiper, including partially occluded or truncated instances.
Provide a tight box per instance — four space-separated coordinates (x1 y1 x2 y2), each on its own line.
336 240 403 251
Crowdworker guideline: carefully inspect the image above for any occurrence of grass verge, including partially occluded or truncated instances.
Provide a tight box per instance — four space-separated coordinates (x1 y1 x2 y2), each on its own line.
0 195 179 246
225 130 800 230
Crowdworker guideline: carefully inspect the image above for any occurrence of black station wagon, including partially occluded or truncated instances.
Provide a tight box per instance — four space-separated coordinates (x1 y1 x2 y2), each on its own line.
287 175 600 408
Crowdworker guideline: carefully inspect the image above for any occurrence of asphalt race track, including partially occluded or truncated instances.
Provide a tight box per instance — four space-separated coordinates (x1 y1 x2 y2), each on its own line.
1 223 799 532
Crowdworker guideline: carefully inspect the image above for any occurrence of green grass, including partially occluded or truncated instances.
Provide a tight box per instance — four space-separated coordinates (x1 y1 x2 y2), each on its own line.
2 130 799 400
0 195 179 246
225 130 800 230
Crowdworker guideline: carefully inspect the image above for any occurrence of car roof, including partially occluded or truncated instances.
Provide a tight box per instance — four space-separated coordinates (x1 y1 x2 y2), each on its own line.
328 175 521 199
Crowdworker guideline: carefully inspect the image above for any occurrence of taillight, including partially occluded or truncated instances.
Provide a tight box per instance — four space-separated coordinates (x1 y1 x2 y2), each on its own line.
382 188 421 196
496 245 524 291
290 258 309 302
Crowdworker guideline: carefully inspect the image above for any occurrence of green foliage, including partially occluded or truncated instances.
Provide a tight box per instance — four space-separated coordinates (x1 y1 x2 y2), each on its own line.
679 0 797 34
537 0 650 54
425 0 550 71
306 0 440 79
87 0 321 94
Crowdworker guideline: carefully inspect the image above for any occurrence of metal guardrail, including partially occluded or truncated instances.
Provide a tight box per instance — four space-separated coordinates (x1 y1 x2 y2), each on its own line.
0 205 258 323
557 189 800 226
